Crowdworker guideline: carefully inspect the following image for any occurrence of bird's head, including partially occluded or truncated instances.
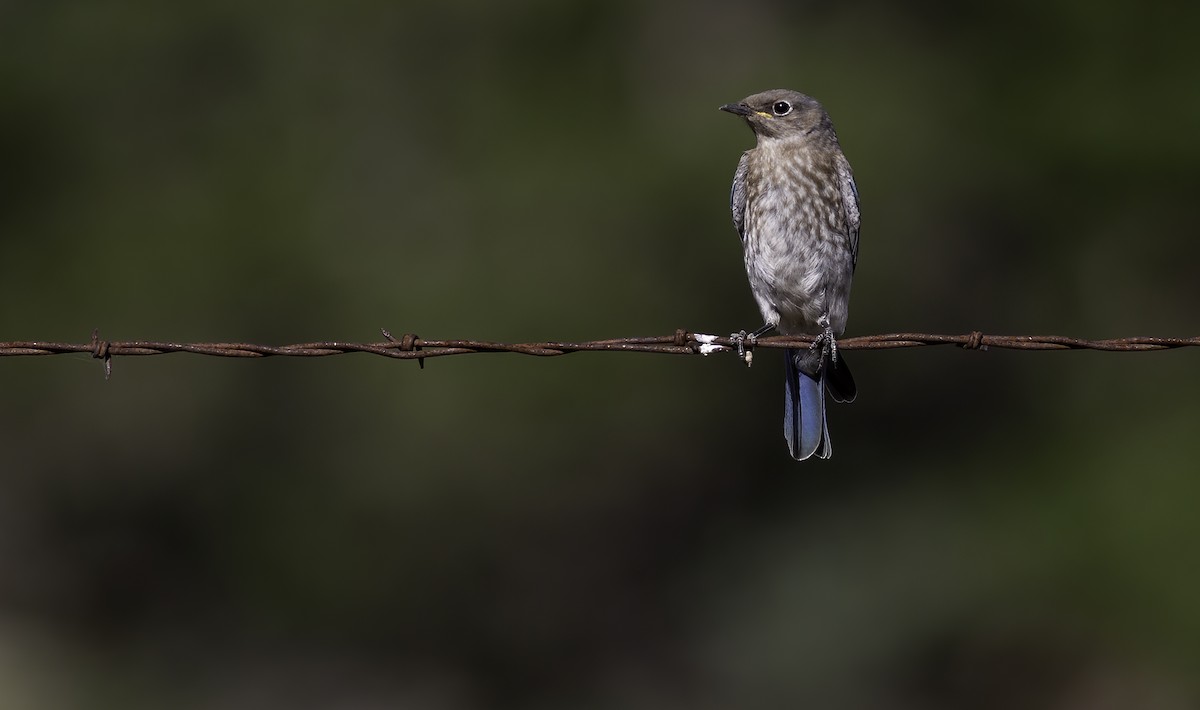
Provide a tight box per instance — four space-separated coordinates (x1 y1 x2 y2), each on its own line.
720 89 832 142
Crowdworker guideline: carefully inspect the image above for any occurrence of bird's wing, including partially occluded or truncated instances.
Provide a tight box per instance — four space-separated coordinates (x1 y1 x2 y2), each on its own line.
730 152 749 243
837 154 861 270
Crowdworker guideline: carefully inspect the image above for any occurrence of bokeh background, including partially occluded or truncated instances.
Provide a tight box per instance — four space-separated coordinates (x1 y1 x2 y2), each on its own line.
2 2 1199 708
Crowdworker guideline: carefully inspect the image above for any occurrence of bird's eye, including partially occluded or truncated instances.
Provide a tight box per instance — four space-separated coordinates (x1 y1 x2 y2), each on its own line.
772 101 792 116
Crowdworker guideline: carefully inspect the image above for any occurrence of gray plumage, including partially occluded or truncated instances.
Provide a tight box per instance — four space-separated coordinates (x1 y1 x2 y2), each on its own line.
720 89 859 460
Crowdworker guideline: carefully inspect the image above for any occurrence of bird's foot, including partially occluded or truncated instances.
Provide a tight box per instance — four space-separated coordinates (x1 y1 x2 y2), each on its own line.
730 329 757 367
732 323 776 368
811 315 839 365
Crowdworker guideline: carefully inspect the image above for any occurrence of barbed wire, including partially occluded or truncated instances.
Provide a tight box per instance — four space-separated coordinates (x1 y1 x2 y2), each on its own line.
1 329 1197 379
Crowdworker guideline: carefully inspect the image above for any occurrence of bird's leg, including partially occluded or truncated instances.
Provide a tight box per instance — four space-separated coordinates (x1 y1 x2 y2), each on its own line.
812 314 838 365
731 323 776 366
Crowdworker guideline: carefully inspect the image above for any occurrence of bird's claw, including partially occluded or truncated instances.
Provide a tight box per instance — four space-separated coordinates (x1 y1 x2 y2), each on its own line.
730 330 756 367
812 315 838 365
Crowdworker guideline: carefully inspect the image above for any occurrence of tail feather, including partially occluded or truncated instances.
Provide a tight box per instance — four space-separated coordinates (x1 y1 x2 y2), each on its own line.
826 356 857 404
784 348 831 460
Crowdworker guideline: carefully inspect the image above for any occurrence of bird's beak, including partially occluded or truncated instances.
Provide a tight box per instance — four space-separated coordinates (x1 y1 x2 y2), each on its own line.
719 102 752 116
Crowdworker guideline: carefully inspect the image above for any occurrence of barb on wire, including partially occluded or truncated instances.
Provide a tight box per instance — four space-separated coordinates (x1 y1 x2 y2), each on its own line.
1 329 1197 378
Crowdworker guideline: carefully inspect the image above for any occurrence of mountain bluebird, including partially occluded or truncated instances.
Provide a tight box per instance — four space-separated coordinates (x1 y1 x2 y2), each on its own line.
720 89 859 460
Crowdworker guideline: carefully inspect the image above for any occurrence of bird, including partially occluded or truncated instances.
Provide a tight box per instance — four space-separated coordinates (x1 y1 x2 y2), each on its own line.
720 89 859 460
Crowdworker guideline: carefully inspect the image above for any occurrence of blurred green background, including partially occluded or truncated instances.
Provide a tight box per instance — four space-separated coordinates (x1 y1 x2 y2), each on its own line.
2 1 1199 708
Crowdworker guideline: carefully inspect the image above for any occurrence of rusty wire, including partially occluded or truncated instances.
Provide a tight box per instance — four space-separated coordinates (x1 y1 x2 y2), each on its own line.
0 328 1197 379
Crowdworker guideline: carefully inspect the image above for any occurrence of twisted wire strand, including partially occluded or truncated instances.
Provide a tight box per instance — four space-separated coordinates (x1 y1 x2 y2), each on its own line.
1 328 1197 379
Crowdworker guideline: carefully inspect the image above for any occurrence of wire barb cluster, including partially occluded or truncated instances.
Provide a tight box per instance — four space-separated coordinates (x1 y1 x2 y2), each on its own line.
1 329 1197 378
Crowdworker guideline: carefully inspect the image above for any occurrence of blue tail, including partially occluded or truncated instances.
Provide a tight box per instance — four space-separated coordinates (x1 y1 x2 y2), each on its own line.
784 348 831 460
